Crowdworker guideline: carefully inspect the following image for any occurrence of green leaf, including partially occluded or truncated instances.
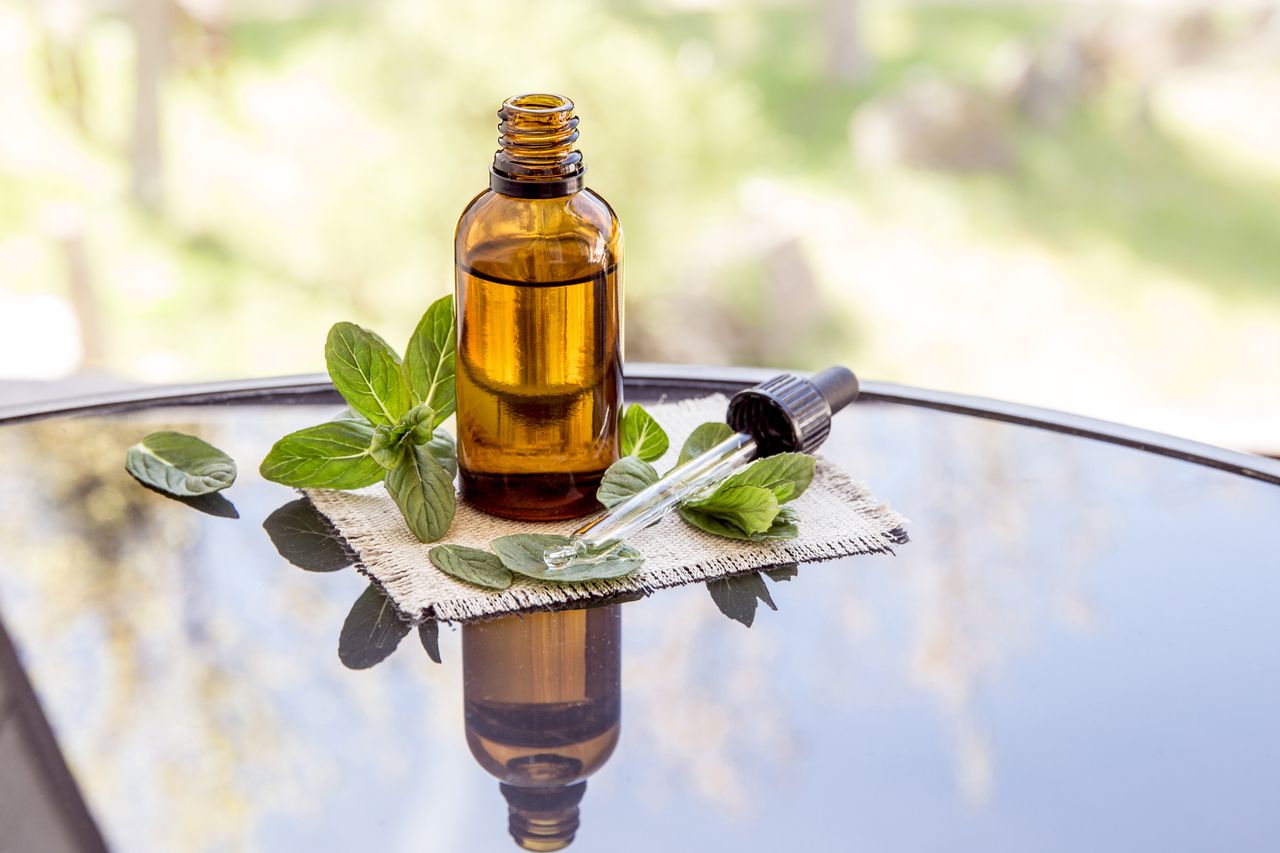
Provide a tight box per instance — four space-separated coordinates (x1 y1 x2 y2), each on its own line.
684 484 779 534
325 322 413 426
369 424 406 470
721 453 816 504
403 295 456 426
597 456 659 508
428 544 512 590
385 444 456 543
370 404 440 469
400 404 437 445
490 534 644 583
260 421 385 489
425 429 457 479
338 584 409 669
679 503 800 542
676 421 736 467
706 572 777 627
262 498 352 572
620 403 669 463
125 430 237 497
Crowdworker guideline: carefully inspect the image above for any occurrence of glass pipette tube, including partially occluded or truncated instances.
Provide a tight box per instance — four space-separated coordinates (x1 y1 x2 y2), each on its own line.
543 432 758 569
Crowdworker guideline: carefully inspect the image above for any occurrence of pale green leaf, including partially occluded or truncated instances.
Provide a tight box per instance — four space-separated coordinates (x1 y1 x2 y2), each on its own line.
125 430 236 496
620 403 669 462
597 456 659 508
684 484 779 534
490 534 644 583
722 452 816 504
260 421 385 489
679 503 800 542
403 295 456 426
385 444 456 543
325 322 413 426
676 421 736 467
428 544 512 590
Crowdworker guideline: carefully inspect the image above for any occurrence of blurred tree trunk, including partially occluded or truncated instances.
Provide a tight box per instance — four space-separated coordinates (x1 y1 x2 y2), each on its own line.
58 225 107 371
824 0 868 84
131 0 167 214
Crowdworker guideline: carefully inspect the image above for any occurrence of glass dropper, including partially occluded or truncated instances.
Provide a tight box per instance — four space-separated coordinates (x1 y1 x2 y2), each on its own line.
544 366 861 570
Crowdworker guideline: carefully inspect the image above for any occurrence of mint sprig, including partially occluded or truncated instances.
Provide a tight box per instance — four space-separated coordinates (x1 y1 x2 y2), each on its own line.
260 294 459 544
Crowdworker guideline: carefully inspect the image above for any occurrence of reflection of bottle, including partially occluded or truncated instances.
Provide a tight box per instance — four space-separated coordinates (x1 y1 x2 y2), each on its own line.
455 93 624 521
463 606 621 851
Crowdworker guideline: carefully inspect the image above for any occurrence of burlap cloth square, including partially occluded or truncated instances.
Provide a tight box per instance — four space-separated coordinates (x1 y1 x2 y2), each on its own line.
306 394 907 622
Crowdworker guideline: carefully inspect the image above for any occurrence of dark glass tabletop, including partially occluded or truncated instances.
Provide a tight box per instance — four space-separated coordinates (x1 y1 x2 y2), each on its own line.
2 367 1278 852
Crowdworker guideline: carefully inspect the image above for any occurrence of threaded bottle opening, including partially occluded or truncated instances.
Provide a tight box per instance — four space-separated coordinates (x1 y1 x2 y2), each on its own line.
491 93 586 198
500 782 587 851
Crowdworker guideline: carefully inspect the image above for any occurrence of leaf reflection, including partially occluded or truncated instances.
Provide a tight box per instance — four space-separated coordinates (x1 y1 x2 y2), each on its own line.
706 572 778 627
418 620 442 664
136 480 240 518
764 563 798 583
263 498 353 572
338 583 410 670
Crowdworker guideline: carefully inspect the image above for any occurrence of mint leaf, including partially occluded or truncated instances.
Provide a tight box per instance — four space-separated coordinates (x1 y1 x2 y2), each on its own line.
338 584 409 669
126 430 236 496
763 505 801 539
325 322 413 426
425 429 457 479
676 421 736 467
673 453 813 541
403 295 456 426
429 544 512 590
260 421 385 489
679 503 800 542
684 484 778 534
721 453 816 503
706 572 777 627
490 534 644 583
400 404 436 445
597 456 659 508
369 424 407 470
385 444 456 542
621 403 669 463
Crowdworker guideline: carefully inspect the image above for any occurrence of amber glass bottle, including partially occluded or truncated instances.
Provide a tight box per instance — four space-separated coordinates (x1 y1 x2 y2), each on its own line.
455 93 623 521
463 606 622 851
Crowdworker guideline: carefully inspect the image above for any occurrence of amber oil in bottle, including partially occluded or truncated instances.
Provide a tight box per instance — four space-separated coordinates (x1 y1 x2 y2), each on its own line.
455 94 623 520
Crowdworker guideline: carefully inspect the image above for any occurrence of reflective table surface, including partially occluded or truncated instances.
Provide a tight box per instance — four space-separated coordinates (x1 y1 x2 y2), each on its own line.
1 370 1278 852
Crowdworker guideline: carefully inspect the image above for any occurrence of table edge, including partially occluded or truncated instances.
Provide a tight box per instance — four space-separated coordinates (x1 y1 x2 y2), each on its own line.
1 364 1277 487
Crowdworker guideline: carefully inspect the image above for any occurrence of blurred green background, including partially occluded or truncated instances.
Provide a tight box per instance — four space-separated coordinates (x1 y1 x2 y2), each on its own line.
1 0 1277 449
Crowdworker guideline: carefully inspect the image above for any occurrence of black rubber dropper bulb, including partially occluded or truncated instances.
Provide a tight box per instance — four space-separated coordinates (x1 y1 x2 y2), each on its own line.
726 366 861 457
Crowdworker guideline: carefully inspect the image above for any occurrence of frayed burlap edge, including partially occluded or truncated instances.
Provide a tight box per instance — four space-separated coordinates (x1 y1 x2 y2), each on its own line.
312 462 907 624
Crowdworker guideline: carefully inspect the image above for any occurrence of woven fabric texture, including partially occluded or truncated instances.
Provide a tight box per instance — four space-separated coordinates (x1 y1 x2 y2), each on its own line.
307 394 906 623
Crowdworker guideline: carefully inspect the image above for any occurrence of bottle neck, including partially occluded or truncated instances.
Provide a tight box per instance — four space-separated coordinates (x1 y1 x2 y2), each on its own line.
500 781 587 851
490 93 586 199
